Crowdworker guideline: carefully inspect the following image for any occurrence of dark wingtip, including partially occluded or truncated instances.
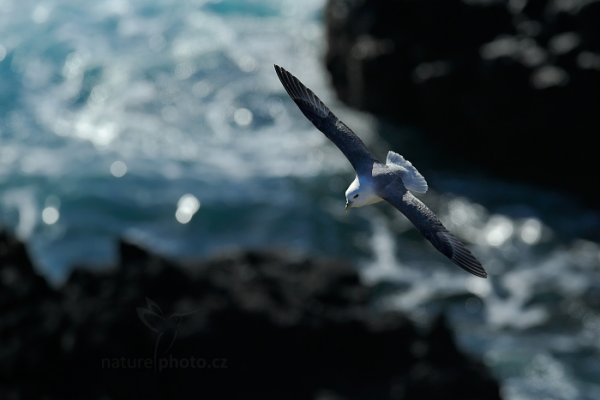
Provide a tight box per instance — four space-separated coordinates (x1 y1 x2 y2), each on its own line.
458 259 488 279
470 260 488 278
462 261 488 279
274 64 285 76
446 235 488 278
274 64 286 84
475 269 488 279
451 254 488 278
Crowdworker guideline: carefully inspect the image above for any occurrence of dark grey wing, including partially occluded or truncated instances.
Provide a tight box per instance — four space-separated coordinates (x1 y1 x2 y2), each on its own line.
380 184 488 278
274 65 376 174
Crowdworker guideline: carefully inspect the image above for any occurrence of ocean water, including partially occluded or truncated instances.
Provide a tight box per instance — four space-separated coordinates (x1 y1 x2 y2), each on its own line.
1 0 599 398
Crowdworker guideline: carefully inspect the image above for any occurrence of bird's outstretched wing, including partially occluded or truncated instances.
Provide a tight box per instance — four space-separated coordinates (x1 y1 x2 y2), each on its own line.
380 183 488 278
274 65 376 174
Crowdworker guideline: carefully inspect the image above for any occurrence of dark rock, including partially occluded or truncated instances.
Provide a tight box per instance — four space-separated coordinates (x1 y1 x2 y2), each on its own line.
0 230 501 399
326 0 600 206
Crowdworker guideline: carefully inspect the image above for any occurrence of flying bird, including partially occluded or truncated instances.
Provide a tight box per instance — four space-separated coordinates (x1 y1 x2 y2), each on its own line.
274 65 487 278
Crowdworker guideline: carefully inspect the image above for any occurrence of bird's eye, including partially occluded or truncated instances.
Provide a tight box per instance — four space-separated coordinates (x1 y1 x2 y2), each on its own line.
353 194 359 199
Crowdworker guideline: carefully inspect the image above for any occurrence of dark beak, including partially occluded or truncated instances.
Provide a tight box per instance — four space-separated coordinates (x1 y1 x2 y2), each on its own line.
345 201 351 210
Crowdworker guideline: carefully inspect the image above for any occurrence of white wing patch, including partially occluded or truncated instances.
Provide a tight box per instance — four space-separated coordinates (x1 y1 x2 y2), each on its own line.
386 151 428 194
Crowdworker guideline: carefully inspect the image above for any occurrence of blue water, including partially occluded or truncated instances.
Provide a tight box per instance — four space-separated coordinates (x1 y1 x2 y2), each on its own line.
1 1 599 398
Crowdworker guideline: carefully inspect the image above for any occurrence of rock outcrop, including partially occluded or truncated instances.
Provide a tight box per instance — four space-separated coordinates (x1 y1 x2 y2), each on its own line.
326 0 600 205
0 230 501 399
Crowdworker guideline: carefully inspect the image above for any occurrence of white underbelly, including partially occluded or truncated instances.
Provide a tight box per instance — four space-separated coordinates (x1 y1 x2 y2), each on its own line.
363 195 384 206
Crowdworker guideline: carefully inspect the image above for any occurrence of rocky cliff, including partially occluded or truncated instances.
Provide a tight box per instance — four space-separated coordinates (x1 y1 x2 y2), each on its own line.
0 230 501 399
326 0 600 205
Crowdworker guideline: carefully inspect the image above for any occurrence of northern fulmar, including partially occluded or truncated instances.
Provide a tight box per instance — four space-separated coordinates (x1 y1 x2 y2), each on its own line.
274 65 487 278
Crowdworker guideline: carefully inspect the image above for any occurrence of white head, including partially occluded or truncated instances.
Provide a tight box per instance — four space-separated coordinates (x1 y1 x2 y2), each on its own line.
344 176 381 209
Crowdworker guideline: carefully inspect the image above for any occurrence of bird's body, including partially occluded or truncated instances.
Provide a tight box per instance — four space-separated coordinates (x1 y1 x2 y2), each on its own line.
274 65 488 278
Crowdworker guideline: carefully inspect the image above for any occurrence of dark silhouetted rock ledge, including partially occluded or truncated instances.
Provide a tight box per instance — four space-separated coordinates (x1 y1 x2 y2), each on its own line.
0 230 501 399
326 0 600 206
